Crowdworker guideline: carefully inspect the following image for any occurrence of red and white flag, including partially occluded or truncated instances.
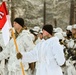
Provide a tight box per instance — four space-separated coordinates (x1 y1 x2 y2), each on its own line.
0 2 12 46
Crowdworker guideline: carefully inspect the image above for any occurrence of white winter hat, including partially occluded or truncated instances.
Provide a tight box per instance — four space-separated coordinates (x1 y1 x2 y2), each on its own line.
33 26 40 32
66 25 72 31
54 32 64 40
33 31 39 35
55 27 63 33
72 24 76 29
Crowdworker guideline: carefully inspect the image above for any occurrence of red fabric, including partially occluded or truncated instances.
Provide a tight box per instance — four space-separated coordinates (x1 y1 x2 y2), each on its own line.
0 2 8 29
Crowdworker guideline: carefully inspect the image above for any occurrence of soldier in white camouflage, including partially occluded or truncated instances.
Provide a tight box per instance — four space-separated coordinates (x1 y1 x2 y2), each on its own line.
0 18 35 75
0 29 8 75
64 25 76 75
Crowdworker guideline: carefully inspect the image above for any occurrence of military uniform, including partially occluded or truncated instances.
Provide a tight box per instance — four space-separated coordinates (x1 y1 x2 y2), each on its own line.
0 30 7 75
0 29 35 75
63 37 76 75
19 25 65 75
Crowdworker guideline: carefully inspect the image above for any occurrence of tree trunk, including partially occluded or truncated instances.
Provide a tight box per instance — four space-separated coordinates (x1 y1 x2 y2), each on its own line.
69 0 75 25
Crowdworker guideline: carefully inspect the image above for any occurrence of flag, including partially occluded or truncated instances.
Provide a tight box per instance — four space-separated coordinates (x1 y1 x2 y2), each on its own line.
0 2 12 46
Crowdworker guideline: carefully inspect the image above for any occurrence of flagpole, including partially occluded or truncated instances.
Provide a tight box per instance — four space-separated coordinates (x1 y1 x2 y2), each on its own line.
11 29 25 75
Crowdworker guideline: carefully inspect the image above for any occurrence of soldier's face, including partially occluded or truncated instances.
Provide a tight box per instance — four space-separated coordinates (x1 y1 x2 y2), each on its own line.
72 28 76 35
42 30 51 38
13 22 21 30
66 30 70 34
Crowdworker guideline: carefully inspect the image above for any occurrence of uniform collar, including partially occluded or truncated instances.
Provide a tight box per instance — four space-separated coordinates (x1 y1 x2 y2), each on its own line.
15 28 24 38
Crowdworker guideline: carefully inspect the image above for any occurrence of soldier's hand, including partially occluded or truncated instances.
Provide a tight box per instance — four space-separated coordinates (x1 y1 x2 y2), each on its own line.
16 52 22 59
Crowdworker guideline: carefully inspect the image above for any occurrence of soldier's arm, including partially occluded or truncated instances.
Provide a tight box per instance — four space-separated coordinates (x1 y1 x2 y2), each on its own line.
21 44 39 63
0 47 10 60
52 42 65 66
0 39 13 60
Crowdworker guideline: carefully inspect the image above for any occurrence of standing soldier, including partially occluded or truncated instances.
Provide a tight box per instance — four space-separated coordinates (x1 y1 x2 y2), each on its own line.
0 17 35 75
64 24 76 75
17 24 65 75
0 29 7 75
29 26 41 75
63 25 72 60
66 25 72 40
29 26 41 45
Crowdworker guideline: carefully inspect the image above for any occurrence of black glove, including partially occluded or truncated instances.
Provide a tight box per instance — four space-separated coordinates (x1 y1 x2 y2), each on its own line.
16 52 22 59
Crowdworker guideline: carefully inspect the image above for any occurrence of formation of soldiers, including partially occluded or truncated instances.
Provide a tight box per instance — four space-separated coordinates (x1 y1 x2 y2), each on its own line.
54 25 76 75
0 17 76 75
